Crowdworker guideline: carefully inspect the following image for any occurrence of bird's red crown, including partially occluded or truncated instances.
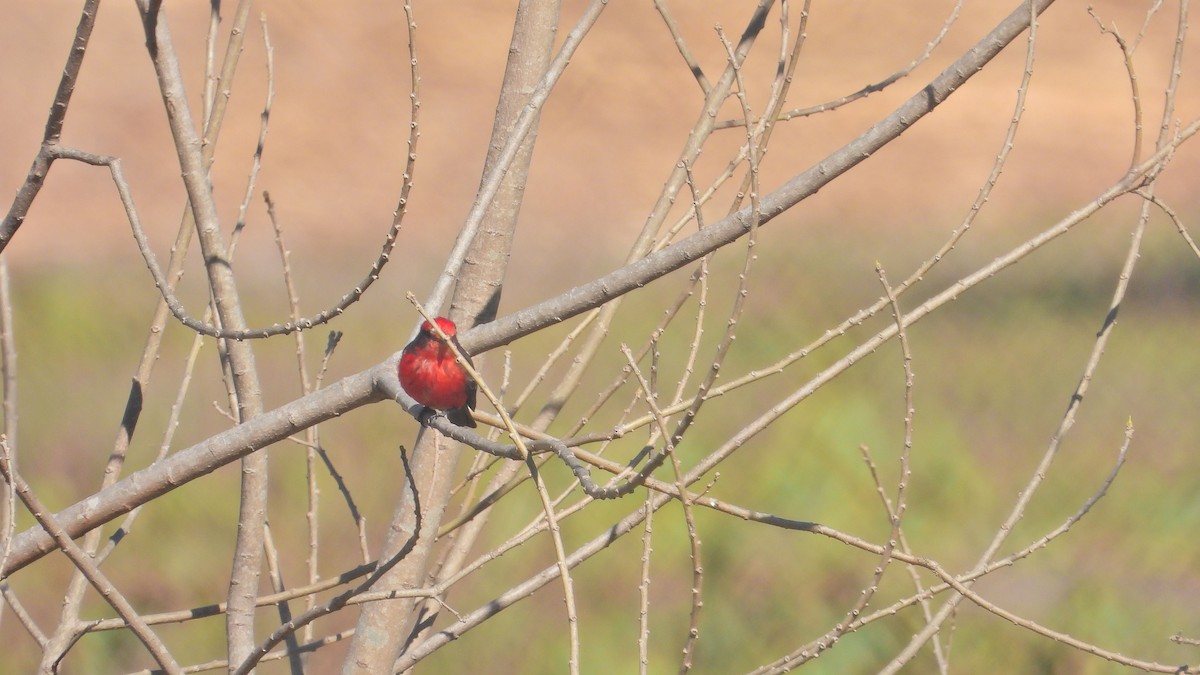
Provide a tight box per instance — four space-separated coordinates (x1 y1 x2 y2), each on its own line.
421 317 457 338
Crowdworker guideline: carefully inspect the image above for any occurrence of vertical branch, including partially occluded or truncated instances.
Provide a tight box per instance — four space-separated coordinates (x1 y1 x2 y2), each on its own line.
347 0 563 669
42 0 253 662
133 1 270 666
339 2 440 671
265 187 323 669
232 448 424 675
621 347 704 674
529 1 774 437
637 501 655 675
30 2 265 666
426 8 785 602
451 0 563 326
523 455 581 674
0 255 16 622
419 0 607 318
246 24 306 672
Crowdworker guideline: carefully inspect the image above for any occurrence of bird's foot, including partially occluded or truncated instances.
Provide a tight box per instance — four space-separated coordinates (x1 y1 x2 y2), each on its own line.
417 406 443 427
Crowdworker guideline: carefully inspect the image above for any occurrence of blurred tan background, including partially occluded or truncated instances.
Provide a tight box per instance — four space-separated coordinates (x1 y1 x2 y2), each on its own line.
3 1 1198 281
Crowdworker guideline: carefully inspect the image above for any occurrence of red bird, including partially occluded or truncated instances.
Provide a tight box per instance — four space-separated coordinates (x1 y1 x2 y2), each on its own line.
398 317 477 428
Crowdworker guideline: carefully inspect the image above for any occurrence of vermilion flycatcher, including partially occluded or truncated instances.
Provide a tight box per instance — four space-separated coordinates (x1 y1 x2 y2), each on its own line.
398 317 477 428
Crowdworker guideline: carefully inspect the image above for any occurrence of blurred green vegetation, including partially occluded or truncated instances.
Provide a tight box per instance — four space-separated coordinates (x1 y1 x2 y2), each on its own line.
3 214 1200 673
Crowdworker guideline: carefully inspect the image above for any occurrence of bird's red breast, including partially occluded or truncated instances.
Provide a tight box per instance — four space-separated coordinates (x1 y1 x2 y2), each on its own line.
398 317 477 426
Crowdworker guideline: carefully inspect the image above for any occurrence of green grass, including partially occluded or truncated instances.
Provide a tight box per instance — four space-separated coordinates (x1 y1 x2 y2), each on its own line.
3 219 1200 673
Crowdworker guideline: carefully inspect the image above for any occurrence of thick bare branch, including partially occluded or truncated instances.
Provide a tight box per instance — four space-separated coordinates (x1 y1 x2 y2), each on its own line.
464 0 1059 356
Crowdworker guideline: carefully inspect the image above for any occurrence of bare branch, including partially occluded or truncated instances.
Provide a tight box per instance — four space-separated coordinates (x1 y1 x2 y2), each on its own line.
466 0 1061 355
0 0 101 252
0 439 182 673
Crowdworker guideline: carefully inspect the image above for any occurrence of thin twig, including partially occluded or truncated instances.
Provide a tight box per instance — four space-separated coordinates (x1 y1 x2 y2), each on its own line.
0 439 182 673
621 347 703 674
637 499 654 675
407 296 581 673
1 582 45 647
1140 191 1200 260
653 0 711 93
0 0 102 252
232 447 423 675
859 444 950 673
716 0 963 128
882 0 1186 667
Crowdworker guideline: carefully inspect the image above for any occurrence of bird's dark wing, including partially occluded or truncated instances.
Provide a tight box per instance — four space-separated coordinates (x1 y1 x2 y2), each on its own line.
454 335 478 427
